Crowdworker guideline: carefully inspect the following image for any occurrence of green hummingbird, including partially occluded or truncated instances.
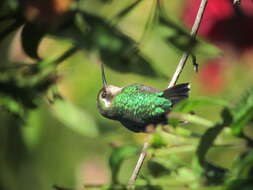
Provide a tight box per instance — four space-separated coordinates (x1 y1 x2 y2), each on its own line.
97 63 190 132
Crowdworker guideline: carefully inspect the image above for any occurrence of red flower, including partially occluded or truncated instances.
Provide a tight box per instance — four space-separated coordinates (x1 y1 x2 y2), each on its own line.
182 0 253 54
197 59 226 94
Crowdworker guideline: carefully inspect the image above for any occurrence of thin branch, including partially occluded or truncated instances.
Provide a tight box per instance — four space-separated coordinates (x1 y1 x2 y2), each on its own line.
127 0 209 188
168 0 208 88
54 46 79 65
127 140 149 190
114 0 143 22
0 46 78 70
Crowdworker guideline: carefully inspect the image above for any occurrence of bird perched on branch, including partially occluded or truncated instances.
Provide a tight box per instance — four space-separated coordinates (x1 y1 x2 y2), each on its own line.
97 63 190 132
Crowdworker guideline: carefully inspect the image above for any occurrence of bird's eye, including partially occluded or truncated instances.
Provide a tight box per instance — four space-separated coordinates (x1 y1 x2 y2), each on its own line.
101 91 107 98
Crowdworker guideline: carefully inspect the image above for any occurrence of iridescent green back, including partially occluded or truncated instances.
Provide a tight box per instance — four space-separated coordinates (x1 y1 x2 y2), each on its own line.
112 84 172 124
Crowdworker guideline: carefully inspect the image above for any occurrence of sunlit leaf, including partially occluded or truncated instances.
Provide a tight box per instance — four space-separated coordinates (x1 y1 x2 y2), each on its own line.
70 11 158 76
51 100 99 137
169 112 215 127
195 38 221 59
173 96 229 113
197 186 223 190
153 145 195 158
150 131 167 148
0 96 24 116
230 87 253 136
159 15 196 53
169 97 228 127
159 14 220 59
21 109 43 149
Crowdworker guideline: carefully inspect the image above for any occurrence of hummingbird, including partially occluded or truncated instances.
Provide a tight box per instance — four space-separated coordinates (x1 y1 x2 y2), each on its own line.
97 63 190 132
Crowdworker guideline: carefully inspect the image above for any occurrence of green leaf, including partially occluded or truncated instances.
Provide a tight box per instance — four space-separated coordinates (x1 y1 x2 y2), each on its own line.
173 96 229 113
196 108 232 166
0 96 24 116
109 145 140 184
159 15 196 53
21 109 43 149
21 23 46 59
169 97 224 127
69 11 159 76
230 87 253 136
74 12 88 34
154 145 195 158
148 154 186 173
150 132 167 148
230 150 253 179
159 14 220 59
169 112 215 127
51 100 99 137
195 38 221 60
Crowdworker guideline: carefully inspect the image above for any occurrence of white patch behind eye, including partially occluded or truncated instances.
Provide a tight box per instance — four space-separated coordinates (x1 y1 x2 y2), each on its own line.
108 85 122 95
102 98 111 108
100 85 122 109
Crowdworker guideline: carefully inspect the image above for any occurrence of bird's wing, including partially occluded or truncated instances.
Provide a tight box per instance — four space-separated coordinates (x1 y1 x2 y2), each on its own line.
137 84 160 93
115 84 171 121
162 83 190 105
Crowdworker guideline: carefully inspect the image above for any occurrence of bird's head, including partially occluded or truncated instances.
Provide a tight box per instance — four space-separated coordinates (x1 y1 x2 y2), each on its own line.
96 62 122 118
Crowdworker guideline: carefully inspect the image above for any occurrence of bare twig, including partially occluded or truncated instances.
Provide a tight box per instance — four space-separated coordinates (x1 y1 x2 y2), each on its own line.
127 140 149 190
168 0 208 88
127 0 209 189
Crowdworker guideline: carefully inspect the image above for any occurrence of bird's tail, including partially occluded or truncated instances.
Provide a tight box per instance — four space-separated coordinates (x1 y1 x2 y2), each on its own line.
163 83 190 105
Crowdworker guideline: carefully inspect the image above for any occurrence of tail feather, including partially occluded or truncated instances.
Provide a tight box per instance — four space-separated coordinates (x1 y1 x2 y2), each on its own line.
163 83 190 105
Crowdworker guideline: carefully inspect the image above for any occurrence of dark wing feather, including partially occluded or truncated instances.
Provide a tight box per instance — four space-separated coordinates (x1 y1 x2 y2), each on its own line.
120 120 146 132
162 83 190 105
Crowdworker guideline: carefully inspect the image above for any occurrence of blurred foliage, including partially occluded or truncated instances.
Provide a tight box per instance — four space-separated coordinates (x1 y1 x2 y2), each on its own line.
0 0 253 190
109 145 140 184
230 87 253 137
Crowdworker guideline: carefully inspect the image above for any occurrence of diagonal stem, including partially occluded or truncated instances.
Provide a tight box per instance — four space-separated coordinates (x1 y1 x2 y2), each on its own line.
127 140 149 189
168 0 208 88
128 0 208 189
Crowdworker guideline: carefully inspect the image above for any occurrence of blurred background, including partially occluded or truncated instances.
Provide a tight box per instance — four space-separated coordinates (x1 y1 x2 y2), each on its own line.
1 0 253 190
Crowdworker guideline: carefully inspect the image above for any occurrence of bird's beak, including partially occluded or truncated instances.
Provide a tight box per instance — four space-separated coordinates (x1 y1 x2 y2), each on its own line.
101 62 107 88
